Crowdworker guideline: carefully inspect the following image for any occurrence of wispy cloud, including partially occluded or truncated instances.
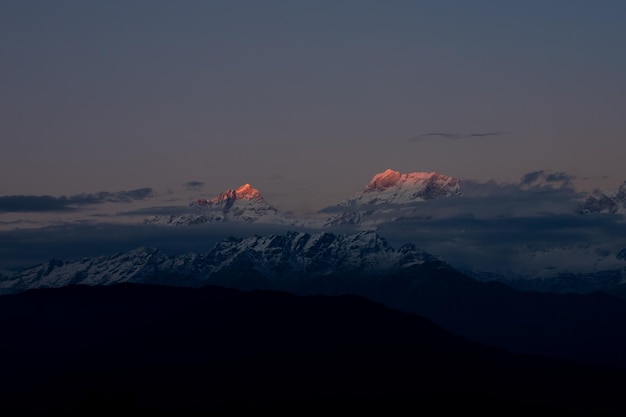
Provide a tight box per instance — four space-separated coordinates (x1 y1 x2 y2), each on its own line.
117 205 192 217
0 188 154 213
519 170 574 189
184 181 204 191
410 131 506 141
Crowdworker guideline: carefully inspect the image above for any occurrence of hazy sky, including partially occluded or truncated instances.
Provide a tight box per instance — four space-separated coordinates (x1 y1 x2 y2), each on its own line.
2 1 626 213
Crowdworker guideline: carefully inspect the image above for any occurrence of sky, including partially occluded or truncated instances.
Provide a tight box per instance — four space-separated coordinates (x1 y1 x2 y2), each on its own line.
2 1 626 216
1 1 626 275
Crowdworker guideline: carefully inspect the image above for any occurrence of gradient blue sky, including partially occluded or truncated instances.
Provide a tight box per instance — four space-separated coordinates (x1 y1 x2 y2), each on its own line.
2 1 626 213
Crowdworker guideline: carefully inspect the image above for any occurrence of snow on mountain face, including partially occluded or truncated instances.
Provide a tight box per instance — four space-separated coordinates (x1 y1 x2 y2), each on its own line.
324 169 462 227
204 231 435 278
145 183 290 225
0 231 438 295
358 169 461 201
578 181 626 215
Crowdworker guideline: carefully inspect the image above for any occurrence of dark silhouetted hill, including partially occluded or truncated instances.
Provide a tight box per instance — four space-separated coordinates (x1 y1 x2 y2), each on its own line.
1 283 626 415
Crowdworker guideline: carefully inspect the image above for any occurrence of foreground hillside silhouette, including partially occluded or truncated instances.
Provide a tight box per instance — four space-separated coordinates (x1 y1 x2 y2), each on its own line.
1 283 626 415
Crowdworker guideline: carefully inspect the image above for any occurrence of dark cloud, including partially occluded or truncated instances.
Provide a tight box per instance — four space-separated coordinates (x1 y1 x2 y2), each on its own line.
582 175 611 180
0 188 154 213
410 132 505 141
184 181 204 190
519 170 573 188
69 188 154 205
0 220 39 226
378 212 626 274
0 196 78 212
117 205 193 217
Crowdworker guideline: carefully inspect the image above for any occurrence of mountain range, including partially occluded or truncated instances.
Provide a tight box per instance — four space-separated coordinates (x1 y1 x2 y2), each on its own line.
142 169 464 227
134 169 626 292
6 230 626 372
144 168 624 227
0 231 437 294
4 168 626 413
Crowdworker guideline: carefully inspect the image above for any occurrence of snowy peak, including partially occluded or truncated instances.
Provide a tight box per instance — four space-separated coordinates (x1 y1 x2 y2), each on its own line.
354 169 461 203
365 169 404 191
235 183 263 200
145 183 291 225
364 169 459 194
324 169 462 227
194 183 265 208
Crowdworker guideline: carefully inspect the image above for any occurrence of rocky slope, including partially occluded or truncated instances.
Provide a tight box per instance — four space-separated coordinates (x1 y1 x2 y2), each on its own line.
578 181 626 215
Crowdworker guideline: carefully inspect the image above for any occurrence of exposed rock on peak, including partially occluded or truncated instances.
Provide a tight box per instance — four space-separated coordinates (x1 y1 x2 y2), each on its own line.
578 181 626 215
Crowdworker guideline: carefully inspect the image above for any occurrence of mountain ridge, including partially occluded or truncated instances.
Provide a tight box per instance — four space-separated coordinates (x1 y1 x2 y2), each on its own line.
7 230 626 371
0 230 439 294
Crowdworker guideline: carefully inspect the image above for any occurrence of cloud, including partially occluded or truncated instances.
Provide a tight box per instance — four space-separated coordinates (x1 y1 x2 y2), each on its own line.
518 170 574 189
320 171 582 217
319 170 626 275
378 211 626 274
184 181 204 190
376 175 626 275
0 196 78 212
2 169 621 282
116 205 193 217
582 175 611 180
69 188 154 205
0 188 154 213
410 131 505 141
0 220 39 226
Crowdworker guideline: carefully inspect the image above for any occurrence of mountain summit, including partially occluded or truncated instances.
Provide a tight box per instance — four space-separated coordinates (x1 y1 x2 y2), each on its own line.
145 183 287 225
193 183 264 208
324 169 462 227
360 169 462 201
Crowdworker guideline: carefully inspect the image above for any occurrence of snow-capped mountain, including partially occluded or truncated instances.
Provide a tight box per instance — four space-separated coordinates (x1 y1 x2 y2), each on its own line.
578 181 626 215
323 169 462 227
145 183 292 225
0 231 439 295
